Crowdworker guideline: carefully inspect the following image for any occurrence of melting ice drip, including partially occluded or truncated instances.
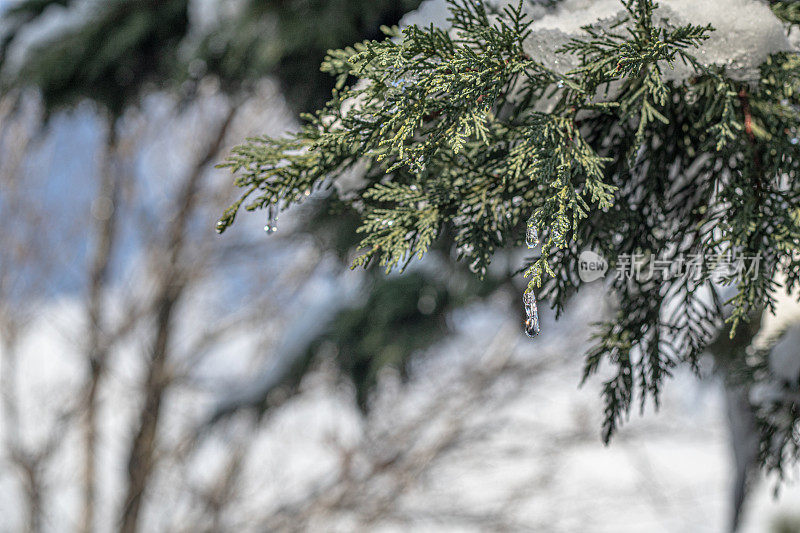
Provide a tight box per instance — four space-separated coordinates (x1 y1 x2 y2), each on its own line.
523 290 540 339
526 224 538 250
524 221 540 338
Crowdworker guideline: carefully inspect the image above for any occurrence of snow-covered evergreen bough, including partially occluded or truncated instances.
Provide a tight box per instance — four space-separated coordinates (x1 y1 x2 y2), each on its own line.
217 0 800 517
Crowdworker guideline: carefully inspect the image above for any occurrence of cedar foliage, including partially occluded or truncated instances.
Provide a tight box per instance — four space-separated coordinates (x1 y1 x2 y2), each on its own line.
218 0 800 474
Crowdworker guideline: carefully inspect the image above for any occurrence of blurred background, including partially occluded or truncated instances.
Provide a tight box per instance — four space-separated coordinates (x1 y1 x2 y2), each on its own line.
0 0 799 532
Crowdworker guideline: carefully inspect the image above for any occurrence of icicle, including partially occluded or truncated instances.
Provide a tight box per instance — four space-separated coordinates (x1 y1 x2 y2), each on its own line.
264 203 278 234
523 290 541 338
526 223 539 249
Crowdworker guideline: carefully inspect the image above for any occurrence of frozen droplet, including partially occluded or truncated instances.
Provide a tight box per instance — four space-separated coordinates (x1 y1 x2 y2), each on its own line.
526 225 539 248
215 220 226 234
523 291 533 310
523 290 540 339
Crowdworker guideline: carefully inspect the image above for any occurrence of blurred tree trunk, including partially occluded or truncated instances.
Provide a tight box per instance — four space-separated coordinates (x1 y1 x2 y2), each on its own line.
0 335 43 533
80 119 121 533
119 103 238 533
0 95 49 533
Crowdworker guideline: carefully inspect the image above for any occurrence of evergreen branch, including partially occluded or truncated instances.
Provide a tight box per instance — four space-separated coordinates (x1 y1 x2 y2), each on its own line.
217 0 800 465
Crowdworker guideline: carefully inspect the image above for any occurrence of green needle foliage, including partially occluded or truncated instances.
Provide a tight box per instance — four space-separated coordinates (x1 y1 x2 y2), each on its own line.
771 0 800 28
195 0 422 111
0 0 70 66
314 272 452 412
219 0 800 473
1 0 188 116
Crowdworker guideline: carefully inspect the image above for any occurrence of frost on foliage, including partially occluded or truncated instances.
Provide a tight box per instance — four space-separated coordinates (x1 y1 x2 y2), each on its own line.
402 0 793 81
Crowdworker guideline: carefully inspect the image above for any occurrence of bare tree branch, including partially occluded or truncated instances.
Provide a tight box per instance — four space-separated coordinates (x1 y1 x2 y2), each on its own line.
119 101 239 533
80 116 123 533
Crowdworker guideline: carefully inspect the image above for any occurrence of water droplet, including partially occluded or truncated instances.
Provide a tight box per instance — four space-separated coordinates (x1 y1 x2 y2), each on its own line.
469 259 482 273
264 204 278 234
526 225 539 248
557 80 564 88
523 290 540 338
215 220 226 234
